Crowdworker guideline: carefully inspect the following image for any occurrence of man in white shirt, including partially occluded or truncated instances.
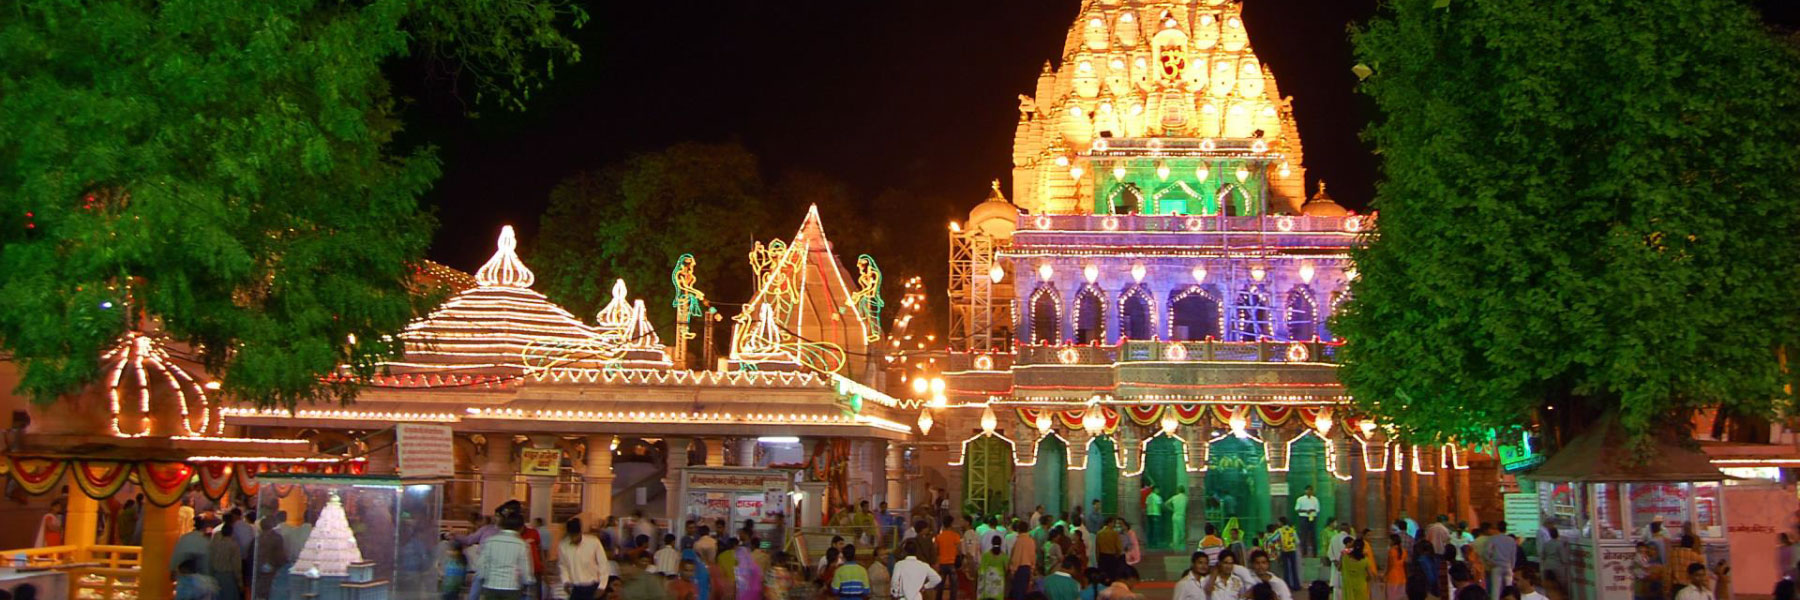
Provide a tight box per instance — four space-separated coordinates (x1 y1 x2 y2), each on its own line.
891 543 943 600
473 513 536 599
652 534 681 576
1204 552 1246 600
1294 487 1320 558
1248 550 1295 600
1326 523 1353 600
1173 551 1212 600
1674 562 1715 600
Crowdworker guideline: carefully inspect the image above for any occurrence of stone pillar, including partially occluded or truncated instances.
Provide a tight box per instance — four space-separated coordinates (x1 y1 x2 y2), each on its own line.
526 436 559 525
704 439 726 467
1364 436 1389 531
1013 434 1037 522
139 501 182 600
1116 427 1140 527
1067 431 1091 515
583 435 616 523
366 429 398 476
798 481 829 527
664 437 691 521
66 493 99 558
884 441 905 509
1453 456 1475 524
1266 427 1292 522
738 438 759 467
481 435 516 514
1334 429 1356 531
1187 423 1210 542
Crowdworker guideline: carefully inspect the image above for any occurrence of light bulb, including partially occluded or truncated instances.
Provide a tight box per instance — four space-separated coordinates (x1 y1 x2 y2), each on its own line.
1113 166 1128 180
1036 412 1053 434
1235 166 1251 182
1131 264 1147 282
1084 264 1099 284
1197 164 1210 181
918 411 934 435
1039 264 1054 281
1157 163 1171 180
1299 262 1316 283
1192 266 1208 282
1251 265 1266 281
989 265 1005 284
1161 413 1179 435
929 378 946 395
1056 156 1071 167
911 377 928 395
1070 166 1085 180
1279 162 1292 178
980 405 998 434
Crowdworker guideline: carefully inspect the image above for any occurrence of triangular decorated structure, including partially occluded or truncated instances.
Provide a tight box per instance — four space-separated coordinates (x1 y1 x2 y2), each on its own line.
730 206 874 377
289 493 364 577
387 226 668 378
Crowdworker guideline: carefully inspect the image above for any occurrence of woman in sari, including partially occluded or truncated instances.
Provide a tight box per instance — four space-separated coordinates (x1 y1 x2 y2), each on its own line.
682 548 713 600
734 543 764 600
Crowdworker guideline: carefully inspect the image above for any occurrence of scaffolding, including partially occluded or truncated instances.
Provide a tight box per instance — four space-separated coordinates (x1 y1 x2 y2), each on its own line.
948 228 1009 352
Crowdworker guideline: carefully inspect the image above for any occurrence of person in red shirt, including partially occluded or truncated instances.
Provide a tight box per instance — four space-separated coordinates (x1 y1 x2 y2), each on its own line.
521 519 547 599
667 560 700 600
934 515 963 600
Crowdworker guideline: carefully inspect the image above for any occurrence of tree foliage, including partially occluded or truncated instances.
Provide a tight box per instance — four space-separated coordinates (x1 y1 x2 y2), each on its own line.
534 142 775 334
0 0 584 407
1337 0 1800 443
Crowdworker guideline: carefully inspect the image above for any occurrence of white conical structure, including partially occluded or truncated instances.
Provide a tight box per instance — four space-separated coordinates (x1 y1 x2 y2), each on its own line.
290 493 364 577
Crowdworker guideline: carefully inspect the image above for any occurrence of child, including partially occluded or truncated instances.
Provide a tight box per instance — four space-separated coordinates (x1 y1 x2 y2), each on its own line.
440 541 468 600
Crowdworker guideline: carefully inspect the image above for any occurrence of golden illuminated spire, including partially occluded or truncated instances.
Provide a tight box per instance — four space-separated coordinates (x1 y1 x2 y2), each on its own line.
474 226 535 288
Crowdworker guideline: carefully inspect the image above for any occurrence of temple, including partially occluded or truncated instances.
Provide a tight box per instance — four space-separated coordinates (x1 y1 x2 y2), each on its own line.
939 0 1464 548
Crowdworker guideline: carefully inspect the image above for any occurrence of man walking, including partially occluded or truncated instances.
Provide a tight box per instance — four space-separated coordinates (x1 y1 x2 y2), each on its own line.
1276 517 1300 589
1294 487 1320 558
934 516 962 600
1481 522 1518 600
1143 487 1163 550
1094 519 1124 579
892 542 943 600
472 512 536 600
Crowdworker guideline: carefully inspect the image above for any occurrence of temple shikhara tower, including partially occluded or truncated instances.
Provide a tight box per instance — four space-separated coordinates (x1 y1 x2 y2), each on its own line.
939 0 1481 550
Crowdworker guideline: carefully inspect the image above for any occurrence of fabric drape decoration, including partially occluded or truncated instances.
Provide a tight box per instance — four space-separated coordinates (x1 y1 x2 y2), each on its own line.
72 460 132 499
3 457 357 502
1015 404 1340 432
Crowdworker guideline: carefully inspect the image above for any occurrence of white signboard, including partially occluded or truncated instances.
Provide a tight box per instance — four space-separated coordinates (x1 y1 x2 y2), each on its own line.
396 423 455 478
1726 483 1795 596
1505 493 1541 538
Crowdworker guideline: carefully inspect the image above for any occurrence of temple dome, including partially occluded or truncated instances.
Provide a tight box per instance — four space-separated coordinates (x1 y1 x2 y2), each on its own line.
1300 182 1350 217
968 180 1020 239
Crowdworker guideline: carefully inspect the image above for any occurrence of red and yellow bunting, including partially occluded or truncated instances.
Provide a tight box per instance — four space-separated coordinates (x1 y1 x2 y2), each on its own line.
71 461 131 499
137 462 195 507
196 463 234 500
6 457 68 496
1013 403 1334 434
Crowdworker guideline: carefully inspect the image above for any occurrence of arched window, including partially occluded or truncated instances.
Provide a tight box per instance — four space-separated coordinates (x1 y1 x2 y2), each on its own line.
1153 182 1204 216
1233 284 1272 341
1107 184 1144 215
1169 287 1221 341
1285 287 1318 341
1030 286 1062 344
1073 285 1105 344
1217 183 1250 217
1120 287 1153 341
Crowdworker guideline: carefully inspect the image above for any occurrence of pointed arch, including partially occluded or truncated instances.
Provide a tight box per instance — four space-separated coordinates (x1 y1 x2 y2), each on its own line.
1072 284 1107 344
1151 181 1207 216
1284 286 1319 342
1168 286 1223 341
1029 284 1063 344
1105 183 1145 215
1118 285 1156 341
1233 283 1272 341
1217 182 1251 216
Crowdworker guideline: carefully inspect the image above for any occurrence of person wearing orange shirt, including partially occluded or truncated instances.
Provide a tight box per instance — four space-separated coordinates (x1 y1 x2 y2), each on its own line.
935 516 964 600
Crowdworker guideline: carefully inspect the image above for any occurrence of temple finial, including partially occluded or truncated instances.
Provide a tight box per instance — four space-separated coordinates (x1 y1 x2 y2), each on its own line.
474 226 535 288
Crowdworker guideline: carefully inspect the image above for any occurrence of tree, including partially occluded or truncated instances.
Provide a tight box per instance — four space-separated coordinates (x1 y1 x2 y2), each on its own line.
0 0 585 408
1336 0 1800 445
534 142 774 335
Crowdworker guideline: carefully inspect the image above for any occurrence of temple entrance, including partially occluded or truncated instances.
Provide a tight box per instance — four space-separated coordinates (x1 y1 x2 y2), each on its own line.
1143 434 1188 549
1035 435 1069 519
1084 436 1120 522
1171 291 1221 341
963 435 1013 519
1205 435 1270 543
1121 292 1152 341
1285 433 1339 553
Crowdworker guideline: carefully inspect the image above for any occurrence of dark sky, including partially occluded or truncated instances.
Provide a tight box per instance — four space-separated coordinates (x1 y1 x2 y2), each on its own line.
396 0 1800 275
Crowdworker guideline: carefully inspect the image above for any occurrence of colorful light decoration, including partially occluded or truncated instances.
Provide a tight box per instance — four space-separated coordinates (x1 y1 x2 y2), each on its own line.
1196 163 1211 181
1082 404 1106 436
1083 264 1099 283
1035 411 1053 435
918 411 934 435
1298 262 1316 284
911 377 929 395
1130 264 1147 282
1156 163 1170 180
1069 166 1085 180
1235 165 1251 182
1314 409 1335 434
1250 265 1267 281
1192 266 1208 283
989 265 1005 284
1160 412 1179 435
1228 410 1250 438
1112 165 1127 179
980 405 998 434
1038 264 1054 281
1279 161 1292 177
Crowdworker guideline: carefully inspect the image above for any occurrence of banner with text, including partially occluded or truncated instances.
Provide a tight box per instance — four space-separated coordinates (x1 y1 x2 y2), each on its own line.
396 424 454 479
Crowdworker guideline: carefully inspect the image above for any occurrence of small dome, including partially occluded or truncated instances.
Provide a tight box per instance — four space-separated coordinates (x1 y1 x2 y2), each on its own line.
1300 182 1350 217
968 180 1020 239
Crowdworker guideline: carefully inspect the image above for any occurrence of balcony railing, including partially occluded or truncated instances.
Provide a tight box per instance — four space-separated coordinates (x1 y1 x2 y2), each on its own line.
1015 213 1367 235
1011 339 1341 366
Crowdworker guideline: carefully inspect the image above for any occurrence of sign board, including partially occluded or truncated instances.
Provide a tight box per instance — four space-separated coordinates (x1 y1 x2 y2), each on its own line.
1269 483 1289 497
1593 542 1638 600
1726 483 1795 595
395 423 454 478
1497 429 1546 472
680 468 793 527
1504 493 1541 538
520 448 562 477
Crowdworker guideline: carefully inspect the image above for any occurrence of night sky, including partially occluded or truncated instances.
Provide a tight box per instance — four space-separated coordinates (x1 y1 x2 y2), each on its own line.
395 0 1800 277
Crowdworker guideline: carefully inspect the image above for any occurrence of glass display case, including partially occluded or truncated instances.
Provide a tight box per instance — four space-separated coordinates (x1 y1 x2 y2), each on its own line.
250 475 442 600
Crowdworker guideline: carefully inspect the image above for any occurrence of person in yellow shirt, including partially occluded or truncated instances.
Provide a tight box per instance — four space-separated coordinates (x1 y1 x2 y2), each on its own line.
1276 517 1300 588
